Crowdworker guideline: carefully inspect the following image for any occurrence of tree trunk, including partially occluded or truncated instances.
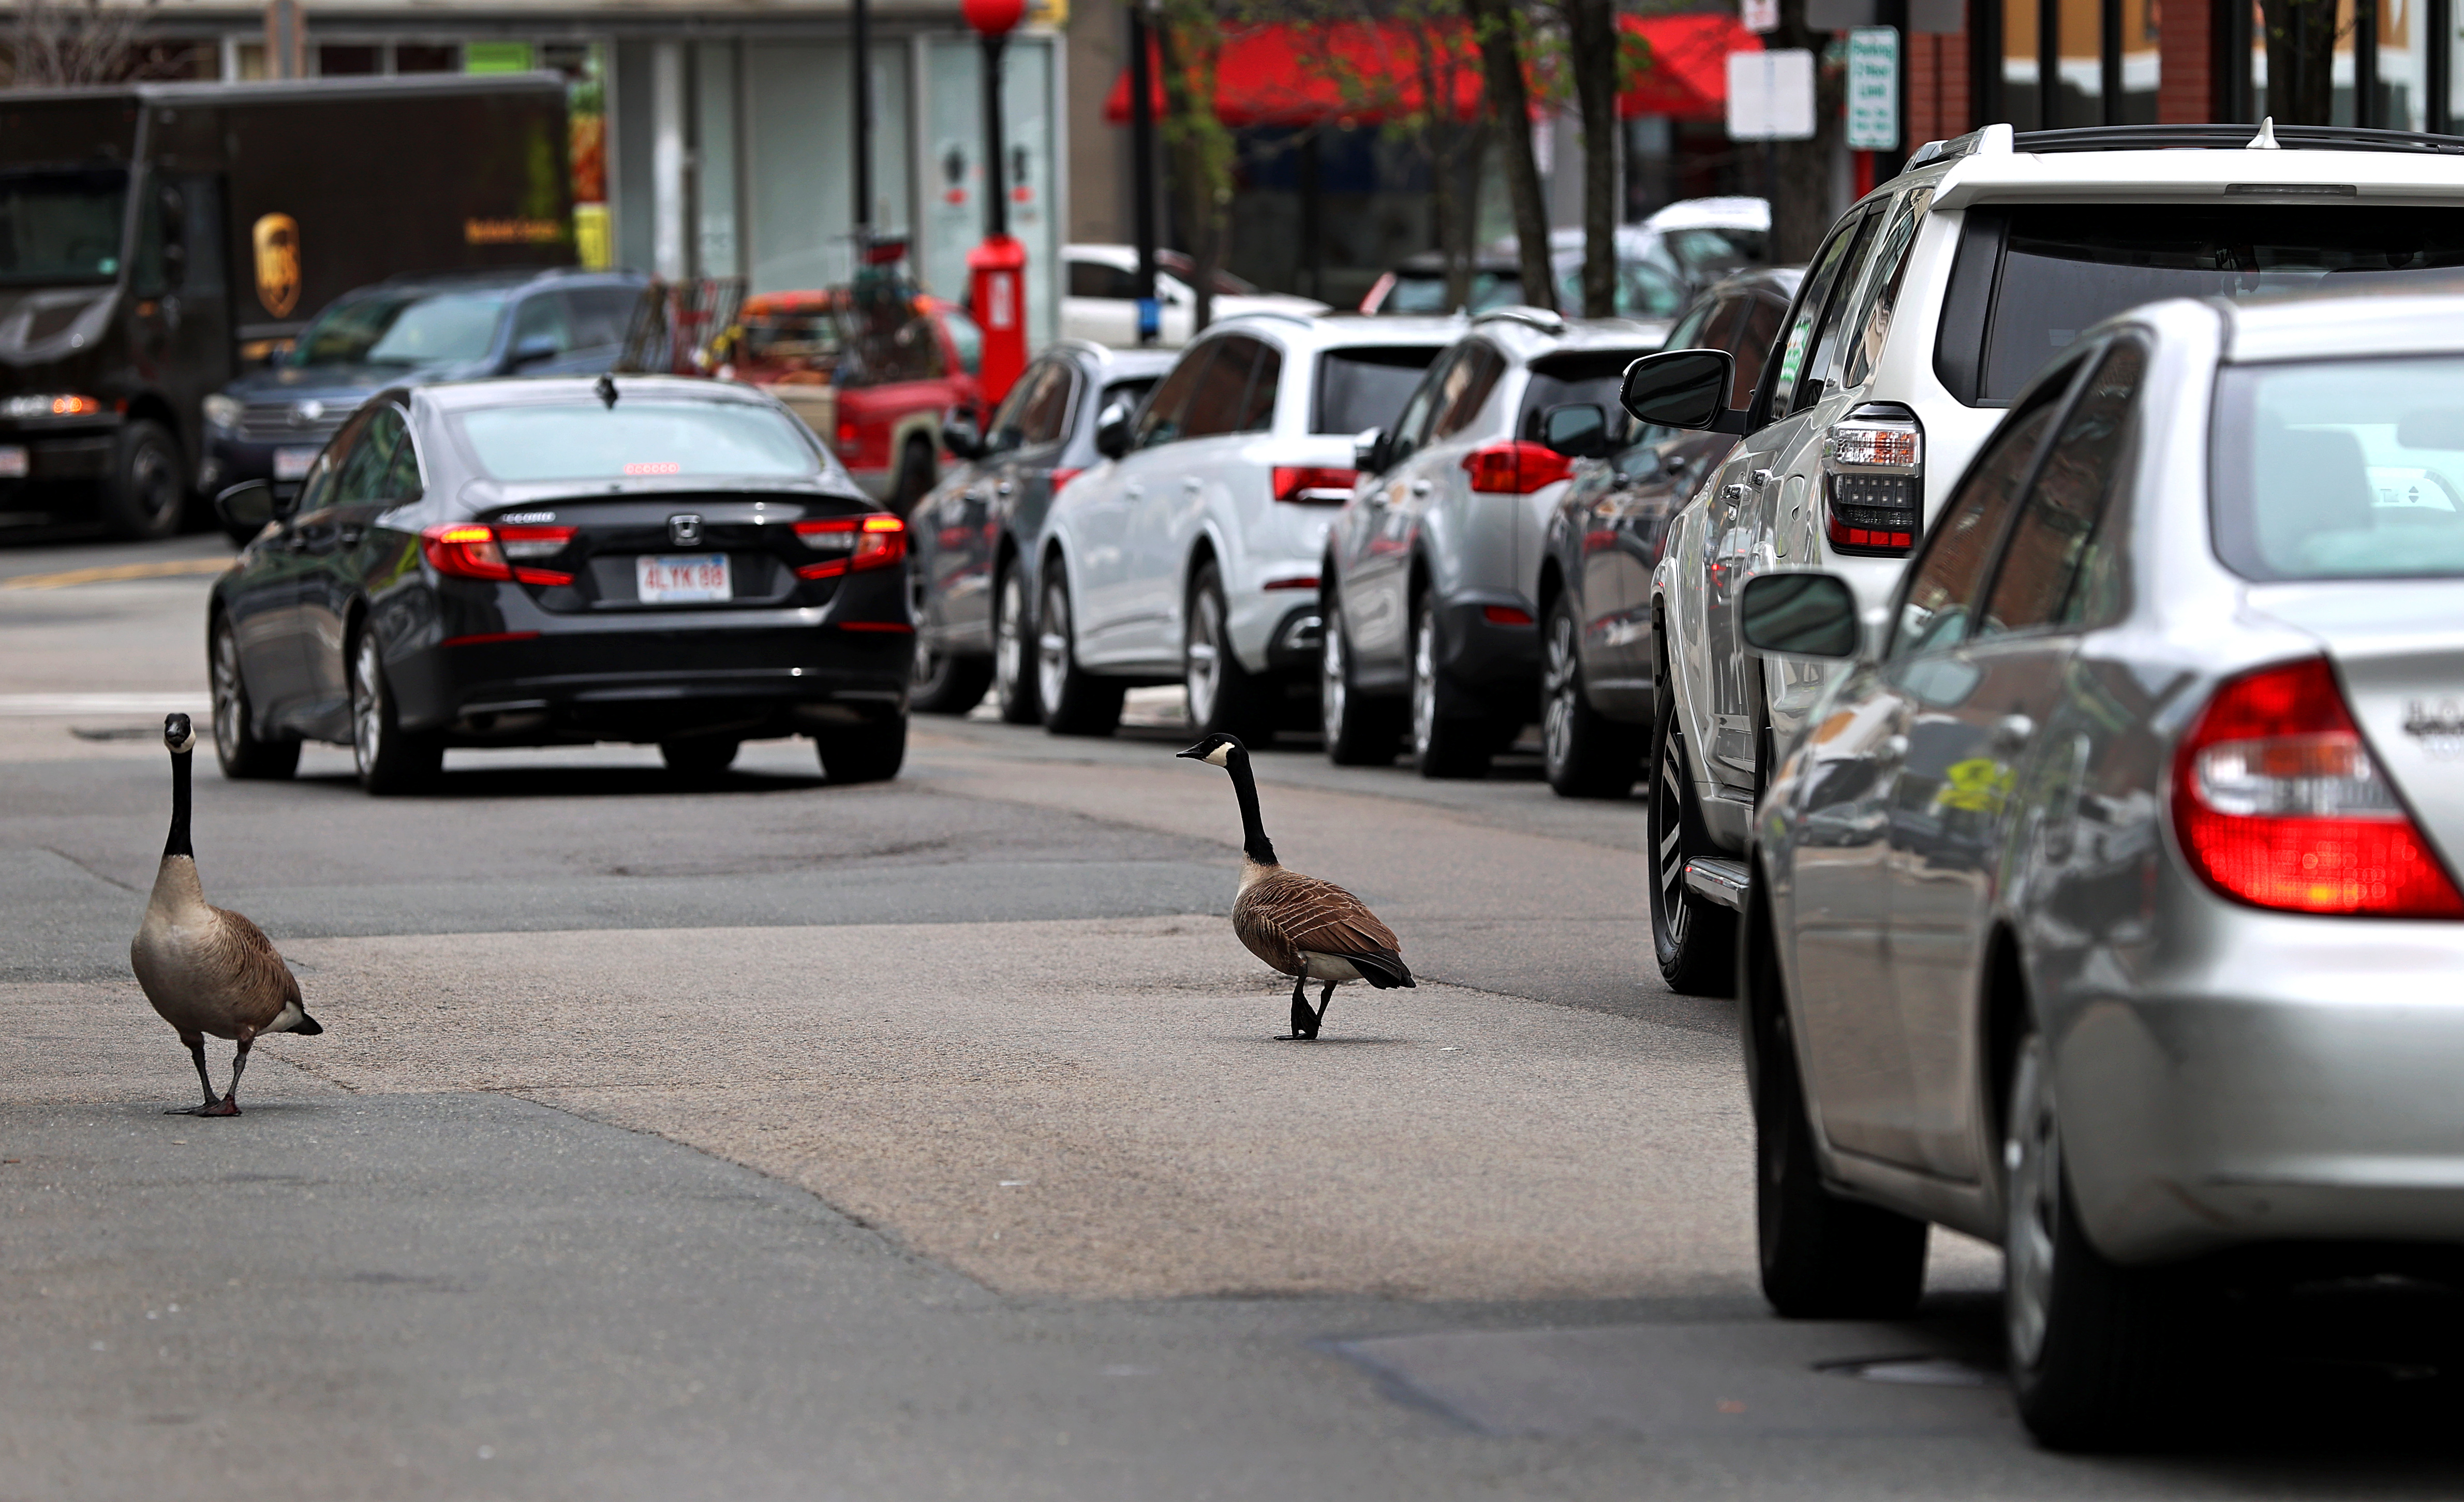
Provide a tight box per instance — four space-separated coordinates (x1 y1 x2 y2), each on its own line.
1448 121 1488 310
1767 0 1847 264
2262 0 2339 125
1153 12 1230 333
1465 0 1556 314
1567 0 1620 319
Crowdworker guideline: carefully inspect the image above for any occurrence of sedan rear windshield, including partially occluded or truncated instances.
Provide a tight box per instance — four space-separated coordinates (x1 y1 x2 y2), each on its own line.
452 401 821 481
2211 356 2464 581
1313 345 1443 434
1940 205 2464 404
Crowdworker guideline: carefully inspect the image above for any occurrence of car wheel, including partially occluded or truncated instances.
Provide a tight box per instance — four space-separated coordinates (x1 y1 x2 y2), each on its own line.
1746 888 1928 1318
2005 1030 2185 1450
103 419 186 542
1037 566 1123 737
814 715 906 783
660 738 740 776
893 437 938 514
350 630 442 795
1541 595 1642 799
1184 561 1265 741
1409 595 1490 778
209 618 299 781
1319 599 1401 765
911 640 994 715
991 565 1041 725
1647 681 1735 994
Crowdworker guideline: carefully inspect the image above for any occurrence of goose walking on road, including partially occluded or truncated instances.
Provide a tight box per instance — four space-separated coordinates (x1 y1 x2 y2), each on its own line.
131 713 322 1116
1177 733 1414 1039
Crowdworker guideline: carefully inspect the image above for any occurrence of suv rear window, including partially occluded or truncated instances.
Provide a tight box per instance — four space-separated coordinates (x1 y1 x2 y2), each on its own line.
1313 346 1444 434
1938 205 2464 405
1517 348 1657 441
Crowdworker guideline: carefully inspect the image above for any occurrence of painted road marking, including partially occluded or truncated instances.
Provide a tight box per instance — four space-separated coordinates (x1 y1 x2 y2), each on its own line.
1 558 230 590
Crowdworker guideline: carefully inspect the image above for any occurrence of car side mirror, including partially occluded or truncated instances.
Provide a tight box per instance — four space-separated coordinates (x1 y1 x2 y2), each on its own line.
1740 572 1860 659
509 334 562 370
1621 349 1747 434
942 414 984 460
1095 402 1133 460
214 480 288 533
1540 403 1609 459
1354 426 1390 475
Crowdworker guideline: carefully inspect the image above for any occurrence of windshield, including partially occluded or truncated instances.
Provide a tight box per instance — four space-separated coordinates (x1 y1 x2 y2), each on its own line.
1979 206 2464 401
1382 269 1517 316
2213 356 2464 581
453 401 822 481
1314 346 1443 434
1660 226 1769 280
291 290 510 367
0 169 127 286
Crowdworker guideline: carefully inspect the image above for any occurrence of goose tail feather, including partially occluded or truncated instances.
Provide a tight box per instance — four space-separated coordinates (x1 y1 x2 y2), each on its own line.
289 1009 324 1036
1347 950 1415 990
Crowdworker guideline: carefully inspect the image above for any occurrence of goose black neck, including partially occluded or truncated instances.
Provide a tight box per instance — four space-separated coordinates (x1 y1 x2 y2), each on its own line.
1227 748 1278 867
165 750 193 860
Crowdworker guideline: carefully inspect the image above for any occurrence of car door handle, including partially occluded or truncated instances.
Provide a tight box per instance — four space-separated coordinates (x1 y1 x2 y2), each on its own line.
995 480 1015 497
1410 479 1432 496
1125 484 1145 500
1182 477 1202 492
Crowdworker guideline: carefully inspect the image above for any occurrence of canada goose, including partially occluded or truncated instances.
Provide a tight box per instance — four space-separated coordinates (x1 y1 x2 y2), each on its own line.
1176 732 1414 1038
131 713 321 1116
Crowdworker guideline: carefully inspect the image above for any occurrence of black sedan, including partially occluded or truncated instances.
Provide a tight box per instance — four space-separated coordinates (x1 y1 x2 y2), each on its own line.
905 340 1175 721
207 375 913 794
1534 267 1800 798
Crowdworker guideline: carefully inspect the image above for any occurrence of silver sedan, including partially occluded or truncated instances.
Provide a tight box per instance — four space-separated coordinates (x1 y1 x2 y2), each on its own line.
1730 288 2464 1450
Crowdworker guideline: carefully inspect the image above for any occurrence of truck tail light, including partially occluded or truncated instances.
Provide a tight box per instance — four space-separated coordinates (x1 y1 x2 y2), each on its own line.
422 524 574 586
1271 465 1357 504
1822 409 1923 556
2172 656 2463 918
1461 443 1571 495
794 513 907 579
836 420 861 457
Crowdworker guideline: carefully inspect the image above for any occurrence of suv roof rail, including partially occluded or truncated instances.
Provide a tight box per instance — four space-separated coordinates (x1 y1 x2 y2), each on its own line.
1910 118 2464 172
1470 305 1567 335
1211 307 1319 330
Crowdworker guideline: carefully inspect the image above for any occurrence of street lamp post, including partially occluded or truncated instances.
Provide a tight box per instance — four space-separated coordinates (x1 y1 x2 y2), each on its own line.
963 0 1028 404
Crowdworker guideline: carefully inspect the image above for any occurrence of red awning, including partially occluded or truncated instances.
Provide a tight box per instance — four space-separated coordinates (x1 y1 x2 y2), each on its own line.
1102 16 1760 129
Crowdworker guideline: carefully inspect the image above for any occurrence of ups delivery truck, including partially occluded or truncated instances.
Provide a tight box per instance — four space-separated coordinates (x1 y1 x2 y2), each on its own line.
0 73 575 539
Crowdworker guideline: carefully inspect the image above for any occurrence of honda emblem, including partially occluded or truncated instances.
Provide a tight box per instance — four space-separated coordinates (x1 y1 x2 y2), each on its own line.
668 513 704 547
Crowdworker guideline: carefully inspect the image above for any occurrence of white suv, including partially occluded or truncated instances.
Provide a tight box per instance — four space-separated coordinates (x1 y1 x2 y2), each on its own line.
1623 119 2464 994
1035 312 1460 737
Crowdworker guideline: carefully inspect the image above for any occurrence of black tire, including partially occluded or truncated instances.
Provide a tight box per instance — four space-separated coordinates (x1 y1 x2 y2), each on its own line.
2005 1030 2186 1450
660 738 740 775
991 564 1041 725
893 437 938 514
1745 884 1929 1318
102 419 186 542
1184 561 1267 741
911 640 994 715
350 630 442 795
1647 682 1736 995
814 715 907 783
1036 565 1124 737
1541 594 1643 799
209 617 299 781
1319 594 1401 765
1408 594 1490 778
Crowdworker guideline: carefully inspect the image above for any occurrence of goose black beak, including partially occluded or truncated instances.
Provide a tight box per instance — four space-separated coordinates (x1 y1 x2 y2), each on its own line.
164 712 193 749
1175 743 1209 760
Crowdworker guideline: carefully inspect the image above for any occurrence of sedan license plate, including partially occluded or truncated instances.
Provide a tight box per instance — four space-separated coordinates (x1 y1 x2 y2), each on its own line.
273 446 318 481
637 553 731 605
0 445 26 479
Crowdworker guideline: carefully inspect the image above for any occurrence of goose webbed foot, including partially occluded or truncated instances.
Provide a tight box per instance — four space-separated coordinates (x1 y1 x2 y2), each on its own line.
1277 973 1318 1041
169 1096 241 1117
166 1037 248 1116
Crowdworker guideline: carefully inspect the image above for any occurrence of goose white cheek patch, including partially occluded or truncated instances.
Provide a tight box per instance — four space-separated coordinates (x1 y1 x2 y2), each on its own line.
1205 744 1233 768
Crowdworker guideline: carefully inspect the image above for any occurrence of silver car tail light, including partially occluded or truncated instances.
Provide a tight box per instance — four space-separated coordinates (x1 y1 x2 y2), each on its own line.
1822 404 1923 556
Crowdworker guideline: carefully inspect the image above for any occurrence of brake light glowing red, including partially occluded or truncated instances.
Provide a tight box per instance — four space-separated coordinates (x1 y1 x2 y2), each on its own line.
622 461 682 476
1461 443 1572 495
794 513 907 579
1271 466 1357 504
421 524 575 586
2172 656 2463 917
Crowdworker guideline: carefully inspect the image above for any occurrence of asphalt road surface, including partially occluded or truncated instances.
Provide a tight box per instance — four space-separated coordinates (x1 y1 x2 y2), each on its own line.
4 536 2460 1499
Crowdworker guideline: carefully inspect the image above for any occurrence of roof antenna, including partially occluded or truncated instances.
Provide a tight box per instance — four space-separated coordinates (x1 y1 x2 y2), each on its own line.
595 373 619 409
2248 116 2281 150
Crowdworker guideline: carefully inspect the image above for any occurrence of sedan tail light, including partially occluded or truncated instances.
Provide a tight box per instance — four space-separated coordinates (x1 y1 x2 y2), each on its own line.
1822 408 1923 556
1462 443 1571 496
2172 656 2464 917
794 513 907 579
421 524 574 586
1271 465 1358 504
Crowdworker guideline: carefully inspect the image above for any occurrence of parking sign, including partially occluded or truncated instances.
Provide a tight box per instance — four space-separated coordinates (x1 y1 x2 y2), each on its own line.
1846 26 1899 152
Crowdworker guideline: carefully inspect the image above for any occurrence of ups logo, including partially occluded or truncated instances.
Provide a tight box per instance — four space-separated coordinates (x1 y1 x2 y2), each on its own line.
252 213 300 318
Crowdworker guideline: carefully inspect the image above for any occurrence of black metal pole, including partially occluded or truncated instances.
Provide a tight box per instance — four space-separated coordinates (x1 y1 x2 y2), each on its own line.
2354 0 2379 128
2435 0 2455 133
983 32 1009 239
2038 0 2059 130
2099 0 2122 124
1971 0 2001 128
852 0 872 244
1128 0 1160 331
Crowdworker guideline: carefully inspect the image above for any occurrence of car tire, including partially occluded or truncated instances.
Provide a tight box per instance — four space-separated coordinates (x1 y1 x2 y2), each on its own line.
814 715 907 784
1541 595 1642 798
1408 595 1491 779
1185 562 1266 741
1036 566 1123 737
660 738 740 776
893 436 938 514
102 419 186 542
350 630 442 796
2005 1029 2185 1451
991 565 1041 725
911 640 994 715
209 617 298 781
1745 887 1929 1318
1647 681 1735 995
1319 599 1400 765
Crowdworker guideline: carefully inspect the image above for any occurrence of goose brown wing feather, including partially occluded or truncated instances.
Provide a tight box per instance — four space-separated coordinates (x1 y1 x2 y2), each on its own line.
209 904 302 1029
1234 868 1402 975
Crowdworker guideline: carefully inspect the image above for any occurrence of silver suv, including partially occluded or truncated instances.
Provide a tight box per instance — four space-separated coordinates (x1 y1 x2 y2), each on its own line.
1319 309 1665 776
1619 119 2464 994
